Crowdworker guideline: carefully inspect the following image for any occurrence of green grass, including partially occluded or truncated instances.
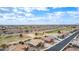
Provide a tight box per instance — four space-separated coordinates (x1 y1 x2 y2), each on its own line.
0 26 77 47
46 29 59 33
0 35 23 46
46 26 76 34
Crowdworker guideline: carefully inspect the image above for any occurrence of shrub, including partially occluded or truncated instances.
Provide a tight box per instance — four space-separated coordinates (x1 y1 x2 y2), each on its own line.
0 44 8 48
57 30 61 34
19 41 24 45
19 34 23 38
34 37 42 39
35 33 38 36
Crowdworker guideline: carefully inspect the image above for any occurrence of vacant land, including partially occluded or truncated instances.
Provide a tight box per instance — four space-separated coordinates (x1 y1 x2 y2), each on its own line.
0 25 78 51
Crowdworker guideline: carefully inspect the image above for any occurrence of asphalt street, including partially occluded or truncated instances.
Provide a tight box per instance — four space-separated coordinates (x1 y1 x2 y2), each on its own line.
45 31 79 51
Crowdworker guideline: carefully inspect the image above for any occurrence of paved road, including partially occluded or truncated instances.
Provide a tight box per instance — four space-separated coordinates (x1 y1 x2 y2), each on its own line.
0 48 5 51
45 30 79 51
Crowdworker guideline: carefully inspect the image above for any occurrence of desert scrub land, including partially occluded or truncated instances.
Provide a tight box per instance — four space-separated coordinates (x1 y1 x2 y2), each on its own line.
0 25 78 50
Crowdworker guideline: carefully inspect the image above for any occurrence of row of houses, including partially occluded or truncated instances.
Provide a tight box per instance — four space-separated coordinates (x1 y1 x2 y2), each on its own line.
0 25 58 34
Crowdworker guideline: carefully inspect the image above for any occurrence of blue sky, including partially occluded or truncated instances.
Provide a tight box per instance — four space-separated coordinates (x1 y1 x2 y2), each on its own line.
0 7 79 25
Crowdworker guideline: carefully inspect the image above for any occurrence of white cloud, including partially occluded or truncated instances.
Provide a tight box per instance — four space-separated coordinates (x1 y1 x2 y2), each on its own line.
67 11 79 18
25 12 34 17
0 7 79 25
0 8 10 11
0 7 49 22
13 7 24 13
34 7 48 11
13 7 34 18
0 14 4 18
20 7 48 13
26 16 44 21
23 8 33 12
54 12 64 16
3 13 16 20
46 11 79 21
25 11 65 24
45 12 64 21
